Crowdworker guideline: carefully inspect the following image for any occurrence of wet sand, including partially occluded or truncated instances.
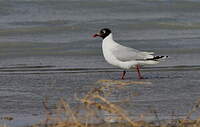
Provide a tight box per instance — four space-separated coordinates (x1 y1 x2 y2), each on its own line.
0 63 200 126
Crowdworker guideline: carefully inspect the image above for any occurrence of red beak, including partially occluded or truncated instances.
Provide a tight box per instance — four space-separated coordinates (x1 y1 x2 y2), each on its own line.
93 33 100 38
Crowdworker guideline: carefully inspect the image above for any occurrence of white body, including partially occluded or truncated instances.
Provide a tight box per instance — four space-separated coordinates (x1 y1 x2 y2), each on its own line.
102 33 159 69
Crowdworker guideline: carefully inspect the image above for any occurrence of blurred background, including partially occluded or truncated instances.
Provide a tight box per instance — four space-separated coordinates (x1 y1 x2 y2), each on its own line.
0 0 200 67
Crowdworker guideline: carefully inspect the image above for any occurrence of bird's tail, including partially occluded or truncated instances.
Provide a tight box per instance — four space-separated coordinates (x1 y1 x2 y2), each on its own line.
136 56 168 65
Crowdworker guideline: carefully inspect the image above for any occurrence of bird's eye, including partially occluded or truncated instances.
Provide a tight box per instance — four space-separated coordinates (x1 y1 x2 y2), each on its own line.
102 30 106 34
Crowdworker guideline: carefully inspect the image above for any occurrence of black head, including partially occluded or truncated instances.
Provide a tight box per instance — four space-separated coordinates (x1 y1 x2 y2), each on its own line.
93 28 112 39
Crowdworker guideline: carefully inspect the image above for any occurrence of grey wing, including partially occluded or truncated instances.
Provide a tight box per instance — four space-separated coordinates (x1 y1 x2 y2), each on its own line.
112 43 154 61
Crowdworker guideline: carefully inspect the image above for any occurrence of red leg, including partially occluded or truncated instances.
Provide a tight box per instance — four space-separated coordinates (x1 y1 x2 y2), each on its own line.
135 65 143 79
121 70 126 80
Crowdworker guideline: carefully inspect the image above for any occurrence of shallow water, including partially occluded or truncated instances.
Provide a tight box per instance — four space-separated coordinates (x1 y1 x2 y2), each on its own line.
0 0 200 126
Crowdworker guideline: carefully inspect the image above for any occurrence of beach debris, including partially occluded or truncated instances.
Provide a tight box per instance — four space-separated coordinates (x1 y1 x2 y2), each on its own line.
96 79 152 86
39 80 200 127
0 116 13 121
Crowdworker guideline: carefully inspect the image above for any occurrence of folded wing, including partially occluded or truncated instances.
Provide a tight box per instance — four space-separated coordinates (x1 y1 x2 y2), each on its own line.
111 42 154 62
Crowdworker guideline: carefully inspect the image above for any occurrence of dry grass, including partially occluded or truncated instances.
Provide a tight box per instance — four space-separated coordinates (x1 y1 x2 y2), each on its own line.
24 80 200 127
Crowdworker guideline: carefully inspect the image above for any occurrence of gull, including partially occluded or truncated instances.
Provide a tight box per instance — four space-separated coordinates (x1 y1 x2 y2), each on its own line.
93 28 168 79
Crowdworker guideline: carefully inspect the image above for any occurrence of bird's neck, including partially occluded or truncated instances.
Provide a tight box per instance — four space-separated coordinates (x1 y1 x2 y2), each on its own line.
103 33 114 42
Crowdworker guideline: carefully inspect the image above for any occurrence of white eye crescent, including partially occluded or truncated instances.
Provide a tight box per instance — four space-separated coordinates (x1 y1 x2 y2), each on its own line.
102 30 106 34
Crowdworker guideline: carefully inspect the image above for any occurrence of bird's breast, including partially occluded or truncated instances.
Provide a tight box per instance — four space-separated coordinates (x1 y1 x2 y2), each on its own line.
102 41 121 66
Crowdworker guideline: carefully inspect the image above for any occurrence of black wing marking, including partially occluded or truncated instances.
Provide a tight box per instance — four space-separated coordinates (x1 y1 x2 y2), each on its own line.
146 56 168 61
